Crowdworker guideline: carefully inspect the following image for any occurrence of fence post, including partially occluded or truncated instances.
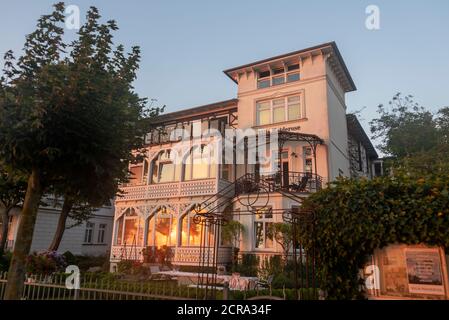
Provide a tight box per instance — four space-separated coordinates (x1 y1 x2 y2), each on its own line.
223 281 229 300
74 288 80 300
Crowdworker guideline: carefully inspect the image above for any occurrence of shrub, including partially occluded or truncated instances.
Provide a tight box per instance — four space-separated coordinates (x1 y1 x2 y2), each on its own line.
26 251 67 274
232 254 259 277
259 255 282 280
75 254 109 272
117 260 133 274
300 174 449 299
62 251 77 265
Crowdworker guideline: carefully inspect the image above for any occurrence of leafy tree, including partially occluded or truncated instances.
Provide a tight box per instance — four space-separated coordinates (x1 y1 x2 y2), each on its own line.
370 93 439 158
0 3 160 299
266 222 293 261
221 220 245 248
370 93 449 176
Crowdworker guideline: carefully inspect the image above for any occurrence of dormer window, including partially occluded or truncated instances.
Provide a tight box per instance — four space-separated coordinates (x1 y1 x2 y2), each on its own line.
257 64 300 89
257 70 270 89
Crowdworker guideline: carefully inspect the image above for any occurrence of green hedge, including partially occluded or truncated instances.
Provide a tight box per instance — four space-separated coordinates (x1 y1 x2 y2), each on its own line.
300 174 449 299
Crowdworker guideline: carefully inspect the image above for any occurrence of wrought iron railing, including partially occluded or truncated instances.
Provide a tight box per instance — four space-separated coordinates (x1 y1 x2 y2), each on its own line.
261 171 323 193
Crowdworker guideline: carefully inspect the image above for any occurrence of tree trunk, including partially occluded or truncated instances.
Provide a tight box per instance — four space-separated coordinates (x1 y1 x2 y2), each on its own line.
48 197 74 252
0 206 12 257
4 168 43 300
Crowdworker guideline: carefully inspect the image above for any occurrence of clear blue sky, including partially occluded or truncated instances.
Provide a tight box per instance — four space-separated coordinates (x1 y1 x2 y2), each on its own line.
1 0 448 139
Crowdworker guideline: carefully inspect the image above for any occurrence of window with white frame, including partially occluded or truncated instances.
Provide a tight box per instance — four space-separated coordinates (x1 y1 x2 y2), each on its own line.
115 208 144 246
97 224 106 244
145 206 177 247
256 95 302 125
183 144 216 180
180 208 215 247
84 222 95 244
151 149 180 184
254 207 274 249
257 64 300 89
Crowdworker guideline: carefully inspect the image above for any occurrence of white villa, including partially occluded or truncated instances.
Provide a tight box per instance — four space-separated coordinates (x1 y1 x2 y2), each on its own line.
110 42 378 271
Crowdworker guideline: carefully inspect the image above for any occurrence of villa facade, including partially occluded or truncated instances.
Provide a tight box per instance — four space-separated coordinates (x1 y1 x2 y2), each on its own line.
110 42 378 271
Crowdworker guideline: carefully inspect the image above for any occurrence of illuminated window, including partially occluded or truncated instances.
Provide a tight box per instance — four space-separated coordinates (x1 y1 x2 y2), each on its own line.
272 99 285 123
256 102 271 125
287 96 301 120
180 208 214 247
183 145 216 180
145 207 177 248
151 150 180 183
115 208 144 246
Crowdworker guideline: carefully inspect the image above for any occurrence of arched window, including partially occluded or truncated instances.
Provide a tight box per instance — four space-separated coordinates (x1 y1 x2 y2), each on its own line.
146 206 177 247
151 150 180 183
180 208 215 247
115 208 144 246
183 144 216 181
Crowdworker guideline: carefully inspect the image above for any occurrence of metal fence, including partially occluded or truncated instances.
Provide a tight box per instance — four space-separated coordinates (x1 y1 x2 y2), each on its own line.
0 272 195 300
0 272 316 300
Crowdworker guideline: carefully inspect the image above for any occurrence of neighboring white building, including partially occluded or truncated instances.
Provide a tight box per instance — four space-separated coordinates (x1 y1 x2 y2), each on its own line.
3 202 114 256
109 42 379 270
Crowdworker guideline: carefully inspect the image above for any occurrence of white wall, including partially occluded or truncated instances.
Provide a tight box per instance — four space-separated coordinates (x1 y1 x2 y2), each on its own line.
25 206 114 256
325 62 351 179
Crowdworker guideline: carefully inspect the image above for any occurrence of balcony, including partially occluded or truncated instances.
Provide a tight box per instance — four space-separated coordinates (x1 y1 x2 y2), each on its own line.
110 245 233 266
116 178 232 202
262 171 324 193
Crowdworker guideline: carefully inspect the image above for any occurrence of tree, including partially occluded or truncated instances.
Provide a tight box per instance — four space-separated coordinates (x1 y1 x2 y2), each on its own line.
370 93 440 158
0 166 27 256
370 93 449 175
47 197 96 252
0 3 160 299
221 220 245 248
267 222 293 261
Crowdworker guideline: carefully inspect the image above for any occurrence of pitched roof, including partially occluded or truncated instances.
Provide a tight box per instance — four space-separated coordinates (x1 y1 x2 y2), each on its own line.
150 99 238 125
223 42 356 92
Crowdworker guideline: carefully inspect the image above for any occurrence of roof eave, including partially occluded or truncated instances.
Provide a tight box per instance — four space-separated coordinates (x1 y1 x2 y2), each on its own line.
223 41 357 92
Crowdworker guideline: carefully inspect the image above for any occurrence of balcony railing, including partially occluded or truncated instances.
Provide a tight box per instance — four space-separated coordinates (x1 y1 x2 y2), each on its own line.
260 171 323 193
173 246 232 266
110 245 233 266
110 245 145 262
117 178 231 202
